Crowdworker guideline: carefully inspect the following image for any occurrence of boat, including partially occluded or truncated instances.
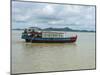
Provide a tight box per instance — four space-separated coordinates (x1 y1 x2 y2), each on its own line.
21 27 77 43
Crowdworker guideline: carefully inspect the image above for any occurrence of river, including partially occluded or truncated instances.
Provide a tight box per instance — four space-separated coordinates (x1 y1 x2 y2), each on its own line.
11 31 96 74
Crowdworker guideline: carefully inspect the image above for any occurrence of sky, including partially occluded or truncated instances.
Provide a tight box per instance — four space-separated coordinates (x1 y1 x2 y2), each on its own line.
12 1 96 31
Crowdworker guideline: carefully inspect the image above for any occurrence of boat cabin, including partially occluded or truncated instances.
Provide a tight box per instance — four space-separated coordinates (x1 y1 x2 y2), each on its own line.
23 27 42 38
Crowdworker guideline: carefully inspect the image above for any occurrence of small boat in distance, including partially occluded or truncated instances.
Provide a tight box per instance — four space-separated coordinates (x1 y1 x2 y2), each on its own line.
21 27 77 43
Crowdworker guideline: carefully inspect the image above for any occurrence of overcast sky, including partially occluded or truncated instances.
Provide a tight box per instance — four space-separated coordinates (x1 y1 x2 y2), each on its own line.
12 1 96 31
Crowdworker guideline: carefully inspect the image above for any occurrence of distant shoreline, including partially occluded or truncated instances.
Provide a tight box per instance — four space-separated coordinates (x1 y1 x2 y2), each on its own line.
12 29 95 33
11 27 95 32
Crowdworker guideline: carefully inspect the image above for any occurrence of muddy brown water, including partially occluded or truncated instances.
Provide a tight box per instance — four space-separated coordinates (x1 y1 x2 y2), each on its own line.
11 31 95 74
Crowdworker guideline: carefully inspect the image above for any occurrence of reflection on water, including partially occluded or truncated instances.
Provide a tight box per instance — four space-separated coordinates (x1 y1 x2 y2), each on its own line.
12 31 95 74
23 42 77 48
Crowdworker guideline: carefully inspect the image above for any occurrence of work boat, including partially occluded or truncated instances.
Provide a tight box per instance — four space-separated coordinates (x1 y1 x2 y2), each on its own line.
21 27 77 43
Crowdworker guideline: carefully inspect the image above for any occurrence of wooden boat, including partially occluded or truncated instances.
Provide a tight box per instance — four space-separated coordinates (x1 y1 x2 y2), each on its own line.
21 27 77 43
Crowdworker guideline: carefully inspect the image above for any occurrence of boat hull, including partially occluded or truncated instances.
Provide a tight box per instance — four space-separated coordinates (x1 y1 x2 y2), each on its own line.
31 39 76 43
22 35 77 43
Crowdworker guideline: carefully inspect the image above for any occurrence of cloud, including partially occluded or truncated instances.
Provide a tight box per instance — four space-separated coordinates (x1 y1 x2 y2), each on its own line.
42 5 54 15
12 1 95 31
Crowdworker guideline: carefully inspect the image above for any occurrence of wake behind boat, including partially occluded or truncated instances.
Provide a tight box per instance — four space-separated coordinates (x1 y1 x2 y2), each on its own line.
21 27 77 43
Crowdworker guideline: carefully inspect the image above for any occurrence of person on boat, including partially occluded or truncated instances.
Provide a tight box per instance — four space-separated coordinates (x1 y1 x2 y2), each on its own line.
24 29 27 33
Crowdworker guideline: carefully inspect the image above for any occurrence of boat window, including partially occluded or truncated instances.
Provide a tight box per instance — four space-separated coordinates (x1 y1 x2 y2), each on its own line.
32 29 35 32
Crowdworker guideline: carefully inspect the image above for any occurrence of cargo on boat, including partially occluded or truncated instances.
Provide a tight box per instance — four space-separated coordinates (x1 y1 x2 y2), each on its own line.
21 27 77 43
